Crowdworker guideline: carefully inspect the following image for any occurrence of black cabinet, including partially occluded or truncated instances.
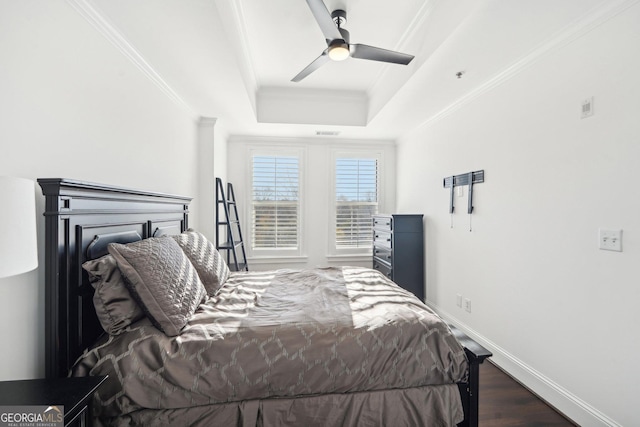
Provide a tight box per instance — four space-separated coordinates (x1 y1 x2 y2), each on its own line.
372 214 424 301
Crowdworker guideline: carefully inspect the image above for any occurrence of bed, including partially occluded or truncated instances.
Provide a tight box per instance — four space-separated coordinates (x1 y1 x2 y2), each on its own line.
38 178 491 427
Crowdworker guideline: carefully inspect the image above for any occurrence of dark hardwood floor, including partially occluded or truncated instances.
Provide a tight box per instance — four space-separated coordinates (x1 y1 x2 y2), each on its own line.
479 361 577 427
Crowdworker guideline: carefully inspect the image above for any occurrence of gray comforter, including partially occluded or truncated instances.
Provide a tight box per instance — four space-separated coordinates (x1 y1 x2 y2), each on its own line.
72 267 468 425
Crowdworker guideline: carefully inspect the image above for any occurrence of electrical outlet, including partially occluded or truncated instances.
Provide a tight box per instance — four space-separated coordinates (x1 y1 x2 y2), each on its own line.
599 229 622 252
581 97 594 119
464 298 471 313
456 294 462 308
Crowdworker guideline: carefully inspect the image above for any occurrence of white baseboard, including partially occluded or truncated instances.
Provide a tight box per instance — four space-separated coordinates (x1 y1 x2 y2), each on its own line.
426 303 621 427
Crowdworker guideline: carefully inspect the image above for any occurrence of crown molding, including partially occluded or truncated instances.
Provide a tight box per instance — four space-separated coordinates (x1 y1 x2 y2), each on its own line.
367 0 436 95
198 116 218 127
65 0 197 119
409 0 640 136
227 135 394 147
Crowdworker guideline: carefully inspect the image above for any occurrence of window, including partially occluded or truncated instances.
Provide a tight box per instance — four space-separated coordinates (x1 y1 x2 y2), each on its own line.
234 140 391 265
334 156 379 251
251 154 300 251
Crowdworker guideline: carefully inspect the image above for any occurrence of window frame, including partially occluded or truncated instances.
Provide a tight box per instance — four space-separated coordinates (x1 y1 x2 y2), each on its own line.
329 149 384 257
247 147 305 259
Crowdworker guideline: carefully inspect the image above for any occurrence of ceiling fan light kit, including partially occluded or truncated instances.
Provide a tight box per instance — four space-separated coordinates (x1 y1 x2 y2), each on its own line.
328 41 349 61
292 0 415 82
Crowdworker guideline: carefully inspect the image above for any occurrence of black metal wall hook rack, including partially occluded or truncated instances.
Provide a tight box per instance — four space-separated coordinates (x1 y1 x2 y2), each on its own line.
443 169 484 218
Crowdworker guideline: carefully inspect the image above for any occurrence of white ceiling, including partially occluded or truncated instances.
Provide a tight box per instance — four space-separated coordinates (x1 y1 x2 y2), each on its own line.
87 0 610 141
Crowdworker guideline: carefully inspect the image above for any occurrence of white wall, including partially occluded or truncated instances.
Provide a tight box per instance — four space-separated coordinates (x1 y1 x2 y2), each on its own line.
196 117 218 241
227 137 396 270
195 118 229 243
0 1 200 380
396 4 639 427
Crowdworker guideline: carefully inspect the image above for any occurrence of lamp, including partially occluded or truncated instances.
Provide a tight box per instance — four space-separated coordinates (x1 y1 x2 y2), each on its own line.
0 177 38 278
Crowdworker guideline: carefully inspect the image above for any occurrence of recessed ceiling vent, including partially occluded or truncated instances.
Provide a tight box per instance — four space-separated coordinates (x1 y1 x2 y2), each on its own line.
316 130 340 136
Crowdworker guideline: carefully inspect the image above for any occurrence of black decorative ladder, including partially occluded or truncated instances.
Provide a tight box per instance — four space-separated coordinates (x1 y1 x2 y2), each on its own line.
215 177 248 271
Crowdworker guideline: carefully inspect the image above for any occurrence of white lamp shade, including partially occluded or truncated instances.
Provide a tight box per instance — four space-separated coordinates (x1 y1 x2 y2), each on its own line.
0 177 38 278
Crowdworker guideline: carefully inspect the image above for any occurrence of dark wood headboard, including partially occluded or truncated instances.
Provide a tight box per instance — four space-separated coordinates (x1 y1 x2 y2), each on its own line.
38 179 192 378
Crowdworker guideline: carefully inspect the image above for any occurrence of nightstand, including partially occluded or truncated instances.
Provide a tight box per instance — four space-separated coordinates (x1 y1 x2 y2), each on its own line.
0 375 107 427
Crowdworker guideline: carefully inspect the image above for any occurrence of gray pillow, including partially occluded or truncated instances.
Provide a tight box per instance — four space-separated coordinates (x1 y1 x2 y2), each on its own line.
83 254 144 335
172 229 230 295
108 237 206 337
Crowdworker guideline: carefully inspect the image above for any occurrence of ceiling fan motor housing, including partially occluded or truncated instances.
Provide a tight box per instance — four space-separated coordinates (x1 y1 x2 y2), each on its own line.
326 10 349 45
331 9 347 27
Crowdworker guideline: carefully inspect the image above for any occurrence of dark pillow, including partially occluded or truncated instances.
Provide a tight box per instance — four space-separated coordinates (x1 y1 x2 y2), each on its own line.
108 237 206 337
172 229 230 295
83 254 144 335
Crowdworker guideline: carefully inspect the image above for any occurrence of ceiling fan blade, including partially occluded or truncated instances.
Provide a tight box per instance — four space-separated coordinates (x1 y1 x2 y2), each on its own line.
291 51 330 82
305 0 342 41
350 44 414 65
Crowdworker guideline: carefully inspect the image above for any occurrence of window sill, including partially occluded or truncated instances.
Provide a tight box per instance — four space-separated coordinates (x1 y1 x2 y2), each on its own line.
325 254 372 263
247 255 309 265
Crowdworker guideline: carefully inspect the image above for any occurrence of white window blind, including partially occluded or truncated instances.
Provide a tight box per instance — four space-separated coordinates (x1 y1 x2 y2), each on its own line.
251 155 299 250
335 158 378 249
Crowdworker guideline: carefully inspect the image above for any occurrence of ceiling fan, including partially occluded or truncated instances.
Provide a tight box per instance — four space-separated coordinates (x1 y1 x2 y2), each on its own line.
292 0 415 82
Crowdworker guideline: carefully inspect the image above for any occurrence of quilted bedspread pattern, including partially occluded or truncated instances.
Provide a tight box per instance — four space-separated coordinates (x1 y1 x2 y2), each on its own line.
72 267 468 418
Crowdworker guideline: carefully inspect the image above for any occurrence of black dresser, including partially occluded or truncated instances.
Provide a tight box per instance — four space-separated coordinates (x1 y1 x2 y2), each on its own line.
372 214 424 301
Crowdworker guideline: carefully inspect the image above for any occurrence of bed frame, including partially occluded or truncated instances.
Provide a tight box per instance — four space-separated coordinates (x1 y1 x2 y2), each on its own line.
38 178 491 427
